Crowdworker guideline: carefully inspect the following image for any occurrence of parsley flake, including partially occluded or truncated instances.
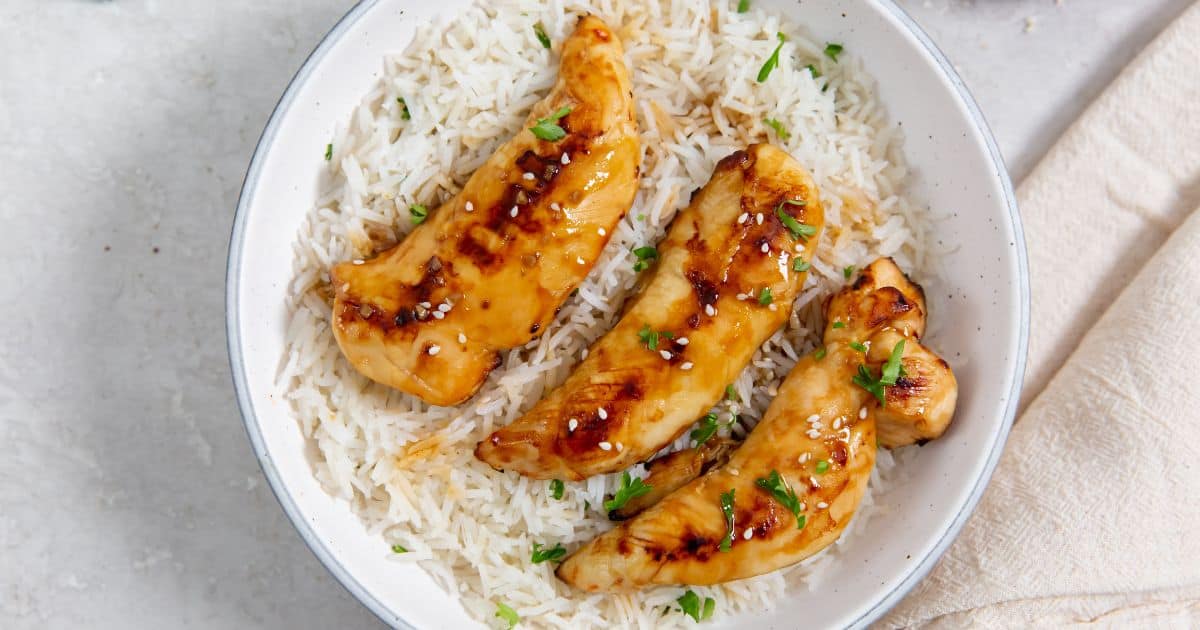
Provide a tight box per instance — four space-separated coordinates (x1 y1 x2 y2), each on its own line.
632 246 659 272
814 346 827 361
549 479 564 500
324 143 332 161
391 544 407 553
531 542 567 564
776 200 817 240
495 602 520 629
763 117 790 140
756 32 788 83
758 287 774 305
754 470 805 528
806 64 822 79
604 471 653 512
397 97 411 120
832 321 846 329
881 339 907 385
529 106 572 141
719 489 736 552
533 22 552 49
853 364 887 406
792 258 811 272
737 0 751 13
409 204 428 225
815 460 830 474
691 413 720 445
725 384 739 402
844 265 856 280
677 590 716 622
824 42 844 62
849 341 868 353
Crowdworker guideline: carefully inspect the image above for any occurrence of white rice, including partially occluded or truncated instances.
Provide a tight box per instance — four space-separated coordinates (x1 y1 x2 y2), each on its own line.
281 1 934 627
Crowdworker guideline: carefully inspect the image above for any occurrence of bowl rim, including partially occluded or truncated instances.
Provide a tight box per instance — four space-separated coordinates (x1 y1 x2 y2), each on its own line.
225 1 1030 627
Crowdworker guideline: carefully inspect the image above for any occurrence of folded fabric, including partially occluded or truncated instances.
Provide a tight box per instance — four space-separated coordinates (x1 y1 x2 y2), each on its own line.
881 2 1200 626
1017 1 1200 408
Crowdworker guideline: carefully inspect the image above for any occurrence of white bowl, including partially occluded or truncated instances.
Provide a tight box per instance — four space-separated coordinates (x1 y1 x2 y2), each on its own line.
226 0 1029 627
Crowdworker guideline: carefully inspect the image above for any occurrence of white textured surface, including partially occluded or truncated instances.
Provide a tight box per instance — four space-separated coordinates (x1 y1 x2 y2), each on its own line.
0 0 1189 628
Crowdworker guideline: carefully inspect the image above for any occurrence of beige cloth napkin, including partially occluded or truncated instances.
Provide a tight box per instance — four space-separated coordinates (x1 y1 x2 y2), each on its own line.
881 3 1200 627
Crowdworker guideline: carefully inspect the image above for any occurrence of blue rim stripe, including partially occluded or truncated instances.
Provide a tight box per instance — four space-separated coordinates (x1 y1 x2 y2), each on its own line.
226 1 1030 628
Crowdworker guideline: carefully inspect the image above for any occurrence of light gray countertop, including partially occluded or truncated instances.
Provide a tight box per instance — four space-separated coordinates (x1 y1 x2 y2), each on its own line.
0 0 1190 627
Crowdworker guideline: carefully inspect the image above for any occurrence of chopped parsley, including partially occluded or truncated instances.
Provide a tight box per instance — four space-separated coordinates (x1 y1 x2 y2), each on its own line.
719 489 736 551
849 341 868 353
637 324 674 350
832 321 846 329
754 470 805 529
724 384 739 402
763 117 790 140
756 32 788 83
409 204 428 225
604 471 653 512
529 106 572 141
324 143 333 161
677 590 716 622
853 339 908 406
549 479 564 500
881 339 907 385
844 265 856 280
632 246 659 272
737 0 751 13
776 200 817 240
758 287 774 305
815 460 830 474
530 542 567 564
533 22 552 49
792 258 811 272
691 413 720 445
824 42 844 62
391 544 407 553
495 602 520 629
806 64 822 79
397 97 411 120
813 346 827 361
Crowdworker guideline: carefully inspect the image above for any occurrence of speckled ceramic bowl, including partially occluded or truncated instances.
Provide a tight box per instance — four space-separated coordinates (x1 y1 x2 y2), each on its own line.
227 1 1029 627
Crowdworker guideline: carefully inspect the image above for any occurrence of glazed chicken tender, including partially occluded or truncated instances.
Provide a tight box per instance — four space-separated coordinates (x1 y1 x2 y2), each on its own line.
557 258 957 591
329 16 639 406
475 144 825 479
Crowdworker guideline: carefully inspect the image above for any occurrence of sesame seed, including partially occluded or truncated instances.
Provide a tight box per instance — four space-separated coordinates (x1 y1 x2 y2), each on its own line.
510 206 519 217
465 201 474 212
810 476 821 488
581 349 589 359
561 153 571 165
598 228 606 236
438 303 452 313
817 501 829 509
794 243 805 252
616 442 624 452
799 452 811 464
833 418 843 430
736 293 748 301
738 213 749 224
457 333 467 344
598 441 613 451
811 422 824 430
576 256 585 265
806 414 821 424
743 528 753 540
768 303 778 311
761 243 770 253
767 385 778 396
705 304 716 317
859 406 868 419
568 418 579 432
677 337 689 345
680 362 694 370
800 502 807 511
756 213 764 225
729 469 739 476
420 302 432 309
427 345 441 356
523 172 536 181
431 311 445 320
341 283 350 292
352 259 364 265
659 350 672 360
806 429 821 439
598 408 608 420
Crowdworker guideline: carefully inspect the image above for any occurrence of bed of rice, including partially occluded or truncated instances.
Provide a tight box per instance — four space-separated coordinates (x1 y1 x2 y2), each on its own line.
280 0 934 627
